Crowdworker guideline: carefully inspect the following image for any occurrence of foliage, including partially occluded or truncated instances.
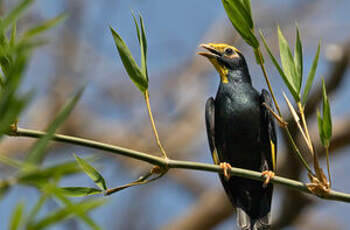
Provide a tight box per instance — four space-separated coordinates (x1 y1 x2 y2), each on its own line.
0 1 103 229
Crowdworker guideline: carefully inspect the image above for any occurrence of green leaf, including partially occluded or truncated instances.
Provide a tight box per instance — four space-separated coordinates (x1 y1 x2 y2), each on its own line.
10 23 17 47
1 0 34 31
110 26 148 92
9 201 25 230
224 0 253 29
60 187 103 197
294 25 303 92
0 96 28 137
241 0 253 27
74 154 107 190
22 13 67 39
27 193 48 223
316 79 332 148
221 0 259 48
0 55 30 138
0 154 37 173
53 188 102 230
260 31 299 101
139 15 148 80
317 110 325 146
131 12 141 44
0 154 25 169
321 78 332 145
18 160 83 186
30 199 106 230
302 41 321 105
277 26 299 95
0 183 11 200
25 88 84 165
131 12 148 80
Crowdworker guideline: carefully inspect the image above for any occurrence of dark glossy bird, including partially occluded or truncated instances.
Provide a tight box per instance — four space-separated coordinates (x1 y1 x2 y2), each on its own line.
198 43 277 230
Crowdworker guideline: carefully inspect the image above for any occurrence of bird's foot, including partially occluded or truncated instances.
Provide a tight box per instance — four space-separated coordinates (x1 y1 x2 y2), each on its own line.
262 170 275 188
220 162 232 181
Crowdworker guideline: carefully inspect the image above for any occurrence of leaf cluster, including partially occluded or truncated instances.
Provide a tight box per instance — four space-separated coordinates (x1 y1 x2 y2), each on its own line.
0 1 104 229
223 0 333 188
110 12 149 93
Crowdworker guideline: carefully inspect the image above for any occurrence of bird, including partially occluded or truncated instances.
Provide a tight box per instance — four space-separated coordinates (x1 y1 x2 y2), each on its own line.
198 43 277 230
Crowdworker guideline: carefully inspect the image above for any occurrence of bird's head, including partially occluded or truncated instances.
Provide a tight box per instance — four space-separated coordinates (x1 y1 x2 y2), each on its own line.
198 43 250 84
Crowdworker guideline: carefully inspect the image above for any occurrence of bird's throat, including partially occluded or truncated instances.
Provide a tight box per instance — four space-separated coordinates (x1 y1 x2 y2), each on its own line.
209 58 229 83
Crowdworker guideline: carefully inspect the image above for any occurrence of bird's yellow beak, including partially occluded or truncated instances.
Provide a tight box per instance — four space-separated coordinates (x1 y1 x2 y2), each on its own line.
197 43 222 59
198 43 240 83
198 43 240 59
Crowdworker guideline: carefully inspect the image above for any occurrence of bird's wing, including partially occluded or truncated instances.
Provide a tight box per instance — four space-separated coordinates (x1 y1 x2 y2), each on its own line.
205 97 220 165
260 89 277 171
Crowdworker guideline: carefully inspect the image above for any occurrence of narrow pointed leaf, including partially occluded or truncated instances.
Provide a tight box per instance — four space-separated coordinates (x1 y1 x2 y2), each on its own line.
139 15 148 80
225 0 253 29
277 26 299 95
25 88 83 165
222 0 259 48
321 78 332 146
74 154 107 190
10 23 16 47
131 12 141 43
0 184 11 200
22 13 67 39
1 0 34 31
131 12 148 80
18 159 84 186
260 31 299 101
27 193 48 222
302 41 321 105
53 188 102 230
294 25 303 91
241 0 253 27
9 202 24 230
283 92 300 123
0 154 26 169
31 199 105 230
110 27 148 92
317 110 326 146
61 187 103 197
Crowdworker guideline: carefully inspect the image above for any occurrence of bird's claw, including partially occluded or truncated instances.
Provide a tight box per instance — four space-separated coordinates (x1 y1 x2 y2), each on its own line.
262 170 275 188
220 162 232 181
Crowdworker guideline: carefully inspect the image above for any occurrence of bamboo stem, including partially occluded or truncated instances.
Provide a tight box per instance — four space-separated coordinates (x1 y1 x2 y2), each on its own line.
256 49 282 116
7 127 350 202
144 90 168 158
256 49 314 176
298 102 314 154
325 147 332 186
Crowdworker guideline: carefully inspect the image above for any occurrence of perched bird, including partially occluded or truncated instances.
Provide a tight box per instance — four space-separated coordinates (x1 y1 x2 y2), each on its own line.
198 43 277 230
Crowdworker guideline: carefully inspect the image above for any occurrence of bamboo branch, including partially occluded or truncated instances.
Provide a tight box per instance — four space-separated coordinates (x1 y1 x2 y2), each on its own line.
6 127 350 203
256 50 314 176
144 90 168 158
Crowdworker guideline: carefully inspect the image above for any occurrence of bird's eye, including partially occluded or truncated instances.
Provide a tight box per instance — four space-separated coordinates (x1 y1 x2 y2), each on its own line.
224 48 234 55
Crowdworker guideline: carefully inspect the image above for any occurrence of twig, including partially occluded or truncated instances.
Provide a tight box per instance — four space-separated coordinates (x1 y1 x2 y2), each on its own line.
256 48 282 115
256 49 314 176
283 93 313 154
6 127 350 203
144 90 168 158
325 147 332 186
298 102 314 153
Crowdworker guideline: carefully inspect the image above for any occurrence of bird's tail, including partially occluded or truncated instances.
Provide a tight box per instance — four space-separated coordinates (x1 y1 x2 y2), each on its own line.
236 207 271 230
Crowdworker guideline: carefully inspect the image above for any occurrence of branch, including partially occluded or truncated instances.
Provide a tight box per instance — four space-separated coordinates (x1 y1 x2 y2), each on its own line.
7 127 350 203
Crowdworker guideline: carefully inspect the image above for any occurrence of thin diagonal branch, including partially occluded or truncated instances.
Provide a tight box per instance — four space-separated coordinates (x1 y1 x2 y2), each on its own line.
6 126 350 203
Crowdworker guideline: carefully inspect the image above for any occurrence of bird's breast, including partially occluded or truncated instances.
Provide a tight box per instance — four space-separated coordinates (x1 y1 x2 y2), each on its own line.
214 84 262 168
